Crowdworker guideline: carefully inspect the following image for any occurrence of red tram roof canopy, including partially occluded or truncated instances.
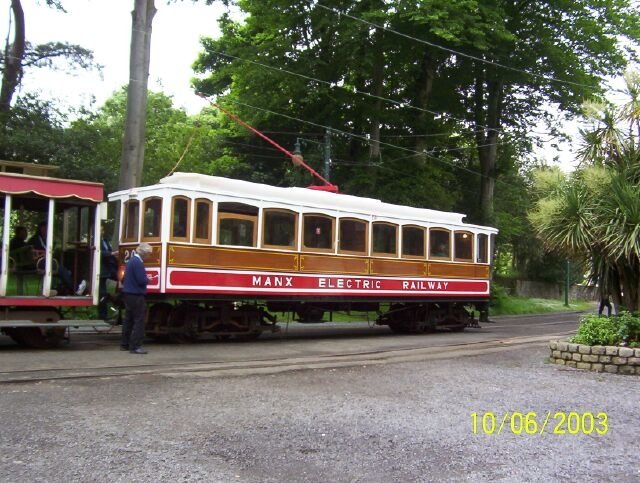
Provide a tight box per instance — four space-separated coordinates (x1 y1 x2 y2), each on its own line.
0 172 103 202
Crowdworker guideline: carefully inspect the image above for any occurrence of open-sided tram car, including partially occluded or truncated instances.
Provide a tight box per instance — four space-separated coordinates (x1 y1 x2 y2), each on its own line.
0 165 105 347
109 173 498 340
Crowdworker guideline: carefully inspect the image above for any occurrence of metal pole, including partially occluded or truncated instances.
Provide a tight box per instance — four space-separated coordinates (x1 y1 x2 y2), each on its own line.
323 129 331 181
564 259 570 306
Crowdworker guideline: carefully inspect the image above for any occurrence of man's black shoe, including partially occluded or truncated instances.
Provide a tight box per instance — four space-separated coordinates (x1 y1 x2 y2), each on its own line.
120 345 129 351
129 347 148 354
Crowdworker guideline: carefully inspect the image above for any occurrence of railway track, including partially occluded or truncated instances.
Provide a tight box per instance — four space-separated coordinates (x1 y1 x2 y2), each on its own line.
0 331 572 384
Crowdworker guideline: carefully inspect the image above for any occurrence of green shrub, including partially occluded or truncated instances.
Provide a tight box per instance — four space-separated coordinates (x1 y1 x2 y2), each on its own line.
489 283 510 308
615 311 640 343
571 312 640 346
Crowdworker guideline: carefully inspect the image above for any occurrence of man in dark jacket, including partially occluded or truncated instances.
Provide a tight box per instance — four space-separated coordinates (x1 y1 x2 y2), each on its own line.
121 242 152 354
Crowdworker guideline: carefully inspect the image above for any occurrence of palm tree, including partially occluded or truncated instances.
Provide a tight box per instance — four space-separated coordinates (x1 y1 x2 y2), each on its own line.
531 70 640 311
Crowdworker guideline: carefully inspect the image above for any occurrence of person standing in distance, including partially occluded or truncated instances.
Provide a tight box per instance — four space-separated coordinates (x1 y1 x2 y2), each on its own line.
121 242 152 354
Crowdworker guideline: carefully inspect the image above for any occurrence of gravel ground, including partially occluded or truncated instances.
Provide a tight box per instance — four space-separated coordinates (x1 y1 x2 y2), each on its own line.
0 344 638 483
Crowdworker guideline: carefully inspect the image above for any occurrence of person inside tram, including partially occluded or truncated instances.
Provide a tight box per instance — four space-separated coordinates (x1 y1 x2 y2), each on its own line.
432 242 449 257
9 226 28 250
28 222 86 295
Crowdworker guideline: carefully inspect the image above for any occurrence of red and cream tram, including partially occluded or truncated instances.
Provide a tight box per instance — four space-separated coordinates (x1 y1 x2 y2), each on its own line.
110 173 498 339
0 162 106 347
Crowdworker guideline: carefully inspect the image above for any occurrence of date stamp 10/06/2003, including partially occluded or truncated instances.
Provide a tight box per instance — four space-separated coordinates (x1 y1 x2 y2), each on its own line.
471 411 609 436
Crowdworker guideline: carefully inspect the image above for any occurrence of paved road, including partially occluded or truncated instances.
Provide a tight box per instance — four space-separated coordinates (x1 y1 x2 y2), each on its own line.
0 311 637 482
0 312 583 382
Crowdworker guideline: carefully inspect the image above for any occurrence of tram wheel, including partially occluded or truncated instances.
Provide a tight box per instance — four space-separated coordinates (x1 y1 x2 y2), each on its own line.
387 323 413 334
296 306 325 323
233 331 261 341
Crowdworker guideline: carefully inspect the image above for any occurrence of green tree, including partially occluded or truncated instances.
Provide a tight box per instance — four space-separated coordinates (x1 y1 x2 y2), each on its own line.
58 88 224 194
0 93 65 162
194 0 639 225
530 72 640 310
0 0 97 116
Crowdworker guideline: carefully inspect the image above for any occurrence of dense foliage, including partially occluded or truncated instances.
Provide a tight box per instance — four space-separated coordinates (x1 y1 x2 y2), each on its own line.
572 312 640 347
194 0 640 225
2 1 640 291
530 72 640 310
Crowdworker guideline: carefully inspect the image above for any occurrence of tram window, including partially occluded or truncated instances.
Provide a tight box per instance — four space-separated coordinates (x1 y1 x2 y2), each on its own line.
477 234 489 263
372 222 397 256
219 217 256 246
454 231 473 261
263 209 297 249
142 197 162 241
123 200 139 242
402 226 425 258
303 214 334 251
171 196 190 241
193 199 212 243
339 218 368 255
218 202 258 247
429 229 450 259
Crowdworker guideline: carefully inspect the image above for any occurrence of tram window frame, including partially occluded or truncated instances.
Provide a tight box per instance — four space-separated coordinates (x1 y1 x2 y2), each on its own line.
141 197 162 242
428 228 451 260
262 209 298 250
170 196 191 242
193 198 213 244
122 200 140 242
338 218 369 256
401 225 426 259
454 230 474 262
302 214 335 253
477 233 489 263
372 222 398 257
217 202 259 248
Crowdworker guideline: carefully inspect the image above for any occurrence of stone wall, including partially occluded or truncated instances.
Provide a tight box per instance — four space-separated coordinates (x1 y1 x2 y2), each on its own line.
549 340 640 375
513 281 597 301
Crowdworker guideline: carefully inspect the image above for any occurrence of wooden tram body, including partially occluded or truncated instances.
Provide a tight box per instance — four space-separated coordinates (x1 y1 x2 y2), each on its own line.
0 165 106 347
110 173 498 339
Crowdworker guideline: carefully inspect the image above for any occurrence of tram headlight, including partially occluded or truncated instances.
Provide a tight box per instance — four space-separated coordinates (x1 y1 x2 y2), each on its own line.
117 264 126 284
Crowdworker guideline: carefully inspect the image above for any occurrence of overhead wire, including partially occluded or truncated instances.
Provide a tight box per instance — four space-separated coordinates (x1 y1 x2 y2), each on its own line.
213 96 517 188
198 3 587 183
209 49 516 139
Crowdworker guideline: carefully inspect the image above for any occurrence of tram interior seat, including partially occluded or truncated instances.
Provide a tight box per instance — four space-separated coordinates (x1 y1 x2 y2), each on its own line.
8 248 59 295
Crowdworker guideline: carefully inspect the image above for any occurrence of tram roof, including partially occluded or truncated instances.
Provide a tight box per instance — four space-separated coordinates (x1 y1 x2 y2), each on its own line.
0 172 103 202
112 173 497 230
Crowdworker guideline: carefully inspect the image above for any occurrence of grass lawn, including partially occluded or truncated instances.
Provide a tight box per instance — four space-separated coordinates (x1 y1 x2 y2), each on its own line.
489 296 595 316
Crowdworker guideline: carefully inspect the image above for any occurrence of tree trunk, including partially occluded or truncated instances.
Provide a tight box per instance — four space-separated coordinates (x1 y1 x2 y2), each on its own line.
0 0 26 115
474 69 503 226
118 0 156 190
368 30 384 161
414 52 435 163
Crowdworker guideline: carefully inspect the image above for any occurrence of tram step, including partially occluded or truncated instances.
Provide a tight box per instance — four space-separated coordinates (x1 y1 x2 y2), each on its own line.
0 320 111 328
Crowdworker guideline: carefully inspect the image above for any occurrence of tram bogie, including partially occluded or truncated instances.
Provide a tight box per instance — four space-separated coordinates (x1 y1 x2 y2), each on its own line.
146 300 279 341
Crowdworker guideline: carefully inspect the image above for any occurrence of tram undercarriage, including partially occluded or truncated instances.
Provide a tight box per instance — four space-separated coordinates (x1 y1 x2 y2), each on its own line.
146 301 280 341
143 299 486 341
